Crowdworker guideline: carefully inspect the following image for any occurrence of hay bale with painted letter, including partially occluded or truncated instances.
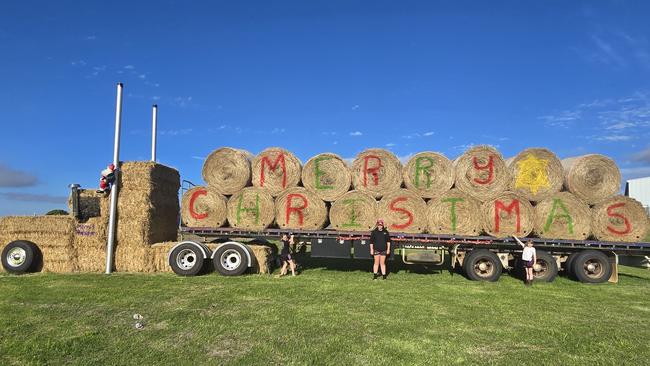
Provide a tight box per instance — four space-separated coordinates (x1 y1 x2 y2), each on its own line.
181 186 227 228
351 148 403 199
455 145 511 202
202 147 252 195
252 147 302 197
427 188 481 236
403 152 454 199
534 192 591 240
275 187 328 230
377 189 427 233
591 195 650 242
329 190 378 231
302 153 351 202
481 192 534 238
509 148 563 202
562 154 621 205
227 187 275 230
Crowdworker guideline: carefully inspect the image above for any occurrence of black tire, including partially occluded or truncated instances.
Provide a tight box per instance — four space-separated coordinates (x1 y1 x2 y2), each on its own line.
572 250 612 284
168 243 206 276
1 240 40 274
462 249 502 282
213 243 249 276
564 252 579 278
532 251 558 282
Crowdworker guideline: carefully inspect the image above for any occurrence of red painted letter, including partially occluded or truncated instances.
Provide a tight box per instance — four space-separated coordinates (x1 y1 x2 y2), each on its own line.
363 155 382 187
189 189 208 220
606 202 632 235
260 152 287 188
389 197 414 230
473 155 494 185
494 199 520 233
285 193 308 226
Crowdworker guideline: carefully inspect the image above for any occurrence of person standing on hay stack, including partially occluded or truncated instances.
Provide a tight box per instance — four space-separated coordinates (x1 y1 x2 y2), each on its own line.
514 236 536 286
97 163 116 194
370 219 391 280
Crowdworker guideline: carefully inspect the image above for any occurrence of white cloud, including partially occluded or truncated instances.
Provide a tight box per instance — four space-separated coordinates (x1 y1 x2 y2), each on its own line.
632 147 650 164
620 166 650 179
84 35 96 41
605 121 637 130
595 135 633 141
397 153 415 163
70 60 87 67
191 156 206 160
351 105 360 110
349 131 363 136
124 65 135 69
0 192 67 204
538 110 582 128
385 143 396 147
160 128 193 136
138 74 146 79
423 131 434 136
591 35 626 68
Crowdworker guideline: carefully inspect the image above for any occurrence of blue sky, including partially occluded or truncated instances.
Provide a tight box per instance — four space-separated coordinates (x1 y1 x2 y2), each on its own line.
1 0 650 215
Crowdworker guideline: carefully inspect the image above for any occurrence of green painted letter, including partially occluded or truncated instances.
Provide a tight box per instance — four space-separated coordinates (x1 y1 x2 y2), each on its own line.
415 157 434 188
314 156 333 190
544 198 573 234
442 197 464 231
236 193 260 224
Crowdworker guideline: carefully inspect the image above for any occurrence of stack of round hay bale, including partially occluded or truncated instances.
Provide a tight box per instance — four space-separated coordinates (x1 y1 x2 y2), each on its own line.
181 145 648 242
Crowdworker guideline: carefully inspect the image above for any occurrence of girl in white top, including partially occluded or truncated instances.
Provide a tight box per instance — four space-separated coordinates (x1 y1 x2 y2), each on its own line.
514 236 536 286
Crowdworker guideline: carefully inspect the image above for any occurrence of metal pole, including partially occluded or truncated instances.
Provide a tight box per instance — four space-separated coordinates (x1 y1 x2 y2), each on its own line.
106 83 123 274
151 104 158 162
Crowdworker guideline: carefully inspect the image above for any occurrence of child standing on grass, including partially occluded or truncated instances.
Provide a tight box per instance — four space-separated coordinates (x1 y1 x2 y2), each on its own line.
278 233 296 277
370 219 391 280
514 236 536 286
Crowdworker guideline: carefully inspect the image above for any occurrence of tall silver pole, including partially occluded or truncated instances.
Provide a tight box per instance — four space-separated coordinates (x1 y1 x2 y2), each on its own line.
106 83 123 274
151 104 158 162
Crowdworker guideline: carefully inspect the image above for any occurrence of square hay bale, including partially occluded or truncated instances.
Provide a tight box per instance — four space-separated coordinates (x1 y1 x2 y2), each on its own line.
73 217 109 272
116 215 179 248
69 189 110 221
114 245 155 273
119 161 180 193
0 216 77 273
150 242 177 273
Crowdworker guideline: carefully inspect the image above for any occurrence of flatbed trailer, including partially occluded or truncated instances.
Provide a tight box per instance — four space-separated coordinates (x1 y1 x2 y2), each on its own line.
168 227 650 283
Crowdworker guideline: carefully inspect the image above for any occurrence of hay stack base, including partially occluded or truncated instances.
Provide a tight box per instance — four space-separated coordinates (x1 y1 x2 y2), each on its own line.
534 192 591 240
351 148 403 199
202 147 252 195
428 188 481 236
591 195 650 242
227 187 275 230
509 148 563 202
377 189 427 233
455 145 511 202
252 147 302 196
562 155 621 205
403 152 454 199
481 192 534 238
275 187 328 230
302 153 351 202
181 186 227 228
329 190 378 231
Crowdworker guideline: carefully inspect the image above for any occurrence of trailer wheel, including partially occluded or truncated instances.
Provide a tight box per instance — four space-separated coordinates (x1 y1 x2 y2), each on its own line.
1 240 40 274
564 252 579 278
213 244 248 276
463 249 502 282
169 243 205 276
572 250 612 284
532 251 557 282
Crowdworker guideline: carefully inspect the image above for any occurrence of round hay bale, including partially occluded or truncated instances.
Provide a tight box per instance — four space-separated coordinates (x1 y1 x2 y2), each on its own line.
427 188 481 236
226 187 275 230
252 147 302 197
454 145 511 202
351 148 403 199
534 192 591 240
329 190 378 231
180 187 227 227
377 189 427 233
562 154 621 205
509 148 563 202
302 153 351 202
481 191 534 238
403 152 454 199
275 187 327 230
591 195 650 242
201 147 252 195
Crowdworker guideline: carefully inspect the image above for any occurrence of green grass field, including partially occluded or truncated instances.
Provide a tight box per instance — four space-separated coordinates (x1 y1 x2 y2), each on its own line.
2 258 650 365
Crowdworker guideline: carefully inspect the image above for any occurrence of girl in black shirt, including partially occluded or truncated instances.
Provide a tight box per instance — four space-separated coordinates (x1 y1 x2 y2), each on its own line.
370 219 391 280
278 233 296 277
